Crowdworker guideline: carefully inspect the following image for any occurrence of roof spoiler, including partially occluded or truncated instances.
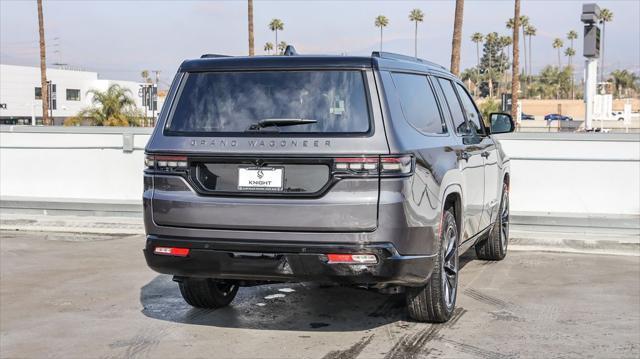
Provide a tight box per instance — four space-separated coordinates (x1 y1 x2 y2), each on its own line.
200 54 232 59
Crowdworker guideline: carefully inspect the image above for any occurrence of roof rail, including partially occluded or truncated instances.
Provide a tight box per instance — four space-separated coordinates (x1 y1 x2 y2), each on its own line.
371 51 447 70
200 54 232 59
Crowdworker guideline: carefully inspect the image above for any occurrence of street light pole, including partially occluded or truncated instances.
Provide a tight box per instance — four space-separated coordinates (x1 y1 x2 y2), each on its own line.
581 3 601 131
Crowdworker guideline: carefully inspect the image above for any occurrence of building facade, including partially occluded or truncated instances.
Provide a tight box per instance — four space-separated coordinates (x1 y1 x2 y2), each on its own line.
0 64 158 126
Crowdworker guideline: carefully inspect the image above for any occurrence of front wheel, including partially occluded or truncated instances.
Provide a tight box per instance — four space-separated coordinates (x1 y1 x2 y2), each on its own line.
177 278 239 309
406 207 459 323
476 183 509 260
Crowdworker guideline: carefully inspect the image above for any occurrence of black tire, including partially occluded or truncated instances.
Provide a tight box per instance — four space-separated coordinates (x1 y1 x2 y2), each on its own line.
406 207 459 323
476 183 509 261
178 278 239 308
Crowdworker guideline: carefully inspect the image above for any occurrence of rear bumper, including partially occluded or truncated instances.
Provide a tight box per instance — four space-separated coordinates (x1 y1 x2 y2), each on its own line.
144 235 435 286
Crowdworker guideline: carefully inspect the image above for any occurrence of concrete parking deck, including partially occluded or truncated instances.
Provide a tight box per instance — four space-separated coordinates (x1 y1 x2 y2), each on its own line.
1 230 638 358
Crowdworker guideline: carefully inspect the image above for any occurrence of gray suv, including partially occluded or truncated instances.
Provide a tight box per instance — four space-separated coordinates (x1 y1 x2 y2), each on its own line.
143 50 514 323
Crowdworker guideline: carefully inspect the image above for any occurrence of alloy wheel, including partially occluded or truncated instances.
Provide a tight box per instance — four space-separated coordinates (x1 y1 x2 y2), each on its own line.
442 223 459 309
500 190 510 252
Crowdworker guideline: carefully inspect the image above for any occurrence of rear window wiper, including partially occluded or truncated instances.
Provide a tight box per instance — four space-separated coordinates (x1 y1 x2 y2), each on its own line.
246 118 318 131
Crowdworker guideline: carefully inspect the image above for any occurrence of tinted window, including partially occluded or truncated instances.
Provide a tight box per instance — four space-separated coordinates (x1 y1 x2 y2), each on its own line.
455 83 483 135
437 78 470 134
391 73 446 134
167 71 370 134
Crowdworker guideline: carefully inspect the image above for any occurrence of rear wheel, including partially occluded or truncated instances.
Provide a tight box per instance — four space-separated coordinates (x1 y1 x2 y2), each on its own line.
476 183 509 260
406 207 459 323
177 278 239 308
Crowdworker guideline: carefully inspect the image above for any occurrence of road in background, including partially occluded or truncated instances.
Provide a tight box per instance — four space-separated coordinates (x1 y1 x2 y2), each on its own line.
1 231 638 358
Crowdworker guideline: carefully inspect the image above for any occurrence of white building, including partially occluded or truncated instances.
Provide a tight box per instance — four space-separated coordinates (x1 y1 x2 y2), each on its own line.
0 64 159 125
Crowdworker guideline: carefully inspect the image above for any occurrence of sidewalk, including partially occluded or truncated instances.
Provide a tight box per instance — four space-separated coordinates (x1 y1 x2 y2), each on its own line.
1 212 638 256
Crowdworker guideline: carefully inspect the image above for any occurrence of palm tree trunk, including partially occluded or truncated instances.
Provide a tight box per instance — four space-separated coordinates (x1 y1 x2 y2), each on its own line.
248 0 254 56
449 0 464 76
275 30 278 54
600 22 606 83
511 0 521 122
558 49 561 69
528 34 532 79
521 25 527 98
476 43 480 97
37 0 50 126
489 51 493 98
414 21 418 57
380 27 383 52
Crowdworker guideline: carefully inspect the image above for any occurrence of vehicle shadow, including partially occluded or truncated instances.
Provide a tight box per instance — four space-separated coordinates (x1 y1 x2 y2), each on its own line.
140 251 478 332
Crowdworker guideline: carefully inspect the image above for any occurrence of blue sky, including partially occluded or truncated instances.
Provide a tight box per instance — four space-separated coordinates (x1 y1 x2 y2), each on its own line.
1 0 638 87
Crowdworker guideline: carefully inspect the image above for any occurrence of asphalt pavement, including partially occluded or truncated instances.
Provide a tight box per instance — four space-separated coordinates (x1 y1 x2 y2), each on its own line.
1 230 639 358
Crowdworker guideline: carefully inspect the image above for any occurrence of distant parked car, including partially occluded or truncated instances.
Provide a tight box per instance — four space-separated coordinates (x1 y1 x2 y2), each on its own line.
545 113 572 122
521 113 535 121
612 111 625 121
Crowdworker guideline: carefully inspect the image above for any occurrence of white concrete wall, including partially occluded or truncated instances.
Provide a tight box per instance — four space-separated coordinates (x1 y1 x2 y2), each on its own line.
1 128 638 217
495 133 640 216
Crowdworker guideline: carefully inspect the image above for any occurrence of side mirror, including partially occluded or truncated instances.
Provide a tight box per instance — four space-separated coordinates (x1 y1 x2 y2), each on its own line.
489 112 515 134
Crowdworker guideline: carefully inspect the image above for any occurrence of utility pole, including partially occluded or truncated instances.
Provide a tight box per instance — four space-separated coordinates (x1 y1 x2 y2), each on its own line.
36 0 50 126
581 4 601 131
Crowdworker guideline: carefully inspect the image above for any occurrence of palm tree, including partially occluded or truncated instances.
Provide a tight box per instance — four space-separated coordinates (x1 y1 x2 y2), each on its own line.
36 0 50 125
500 35 513 93
507 15 528 96
485 32 499 98
525 25 536 77
408 9 424 58
277 41 288 55
268 19 284 50
609 69 639 98
598 8 614 82
264 42 274 55
471 32 483 96
450 0 464 76
564 47 576 99
248 0 254 56
552 38 564 68
567 30 578 50
511 0 521 121
520 16 529 79
374 15 389 52
564 48 576 67
68 84 141 127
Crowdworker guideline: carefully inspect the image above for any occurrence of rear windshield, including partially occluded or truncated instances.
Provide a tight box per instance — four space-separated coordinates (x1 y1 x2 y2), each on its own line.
166 71 371 135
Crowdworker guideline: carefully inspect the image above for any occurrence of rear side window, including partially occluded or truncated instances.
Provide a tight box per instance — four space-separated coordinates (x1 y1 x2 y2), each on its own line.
391 73 446 134
455 83 484 136
166 71 370 135
437 78 470 135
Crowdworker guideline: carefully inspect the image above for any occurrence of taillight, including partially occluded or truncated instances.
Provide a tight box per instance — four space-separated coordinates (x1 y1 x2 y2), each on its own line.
333 157 379 175
154 246 190 257
145 155 188 171
380 155 413 176
333 155 413 177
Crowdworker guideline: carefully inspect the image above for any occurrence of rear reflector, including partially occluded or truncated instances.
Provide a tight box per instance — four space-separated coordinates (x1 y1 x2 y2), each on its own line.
154 247 190 257
326 253 378 264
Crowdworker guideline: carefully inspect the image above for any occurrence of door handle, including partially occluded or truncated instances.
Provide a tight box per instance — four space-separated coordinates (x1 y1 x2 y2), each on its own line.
481 151 490 158
460 152 470 161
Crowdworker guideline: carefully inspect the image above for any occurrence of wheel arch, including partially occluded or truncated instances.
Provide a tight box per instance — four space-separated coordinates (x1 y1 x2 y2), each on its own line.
442 184 463 238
